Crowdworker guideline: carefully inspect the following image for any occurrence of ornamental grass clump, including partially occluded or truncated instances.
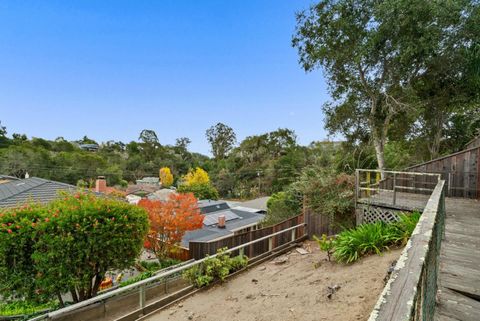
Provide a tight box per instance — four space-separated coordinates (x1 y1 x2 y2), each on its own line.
331 212 421 263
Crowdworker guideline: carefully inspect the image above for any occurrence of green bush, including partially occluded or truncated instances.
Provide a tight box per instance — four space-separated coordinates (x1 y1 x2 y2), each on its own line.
263 191 301 226
183 248 248 288
385 211 421 246
0 300 58 317
139 258 181 272
0 204 47 301
334 222 389 263
177 183 219 200
333 212 421 263
313 234 335 261
119 271 155 287
0 192 149 304
291 166 355 228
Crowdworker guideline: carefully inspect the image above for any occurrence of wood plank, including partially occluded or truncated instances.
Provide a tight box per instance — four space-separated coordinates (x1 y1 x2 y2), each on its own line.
440 269 480 297
436 288 480 321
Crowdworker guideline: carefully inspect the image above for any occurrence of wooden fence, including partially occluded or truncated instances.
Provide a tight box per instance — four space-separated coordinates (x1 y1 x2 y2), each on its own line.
188 215 305 260
368 180 446 321
406 146 480 199
304 207 343 237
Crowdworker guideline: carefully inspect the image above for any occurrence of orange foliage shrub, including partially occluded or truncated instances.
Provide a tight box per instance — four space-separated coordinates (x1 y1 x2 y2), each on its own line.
138 193 204 259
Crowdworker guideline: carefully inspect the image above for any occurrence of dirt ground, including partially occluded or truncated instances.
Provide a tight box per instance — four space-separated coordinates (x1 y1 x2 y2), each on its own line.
145 241 402 321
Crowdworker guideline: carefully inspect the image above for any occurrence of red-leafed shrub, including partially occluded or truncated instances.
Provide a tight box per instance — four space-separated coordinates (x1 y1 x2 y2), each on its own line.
138 193 204 260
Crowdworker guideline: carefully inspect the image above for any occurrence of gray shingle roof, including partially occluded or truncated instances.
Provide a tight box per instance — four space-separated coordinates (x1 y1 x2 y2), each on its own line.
0 177 76 208
180 202 265 247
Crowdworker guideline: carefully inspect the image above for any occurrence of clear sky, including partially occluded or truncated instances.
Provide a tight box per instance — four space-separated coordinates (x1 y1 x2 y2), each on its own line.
0 0 330 155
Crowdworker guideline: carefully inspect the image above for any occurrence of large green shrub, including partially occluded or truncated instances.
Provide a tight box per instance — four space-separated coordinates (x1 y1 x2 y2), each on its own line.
263 191 301 226
0 192 149 305
291 166 355 228
33 192 149 303
183 248 248 288
0 205 46 301
177 183 219 200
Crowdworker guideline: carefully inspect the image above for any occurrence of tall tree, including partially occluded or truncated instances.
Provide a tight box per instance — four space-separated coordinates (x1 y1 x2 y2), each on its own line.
293 0 409 172
138 129 160 162
206 123 236 159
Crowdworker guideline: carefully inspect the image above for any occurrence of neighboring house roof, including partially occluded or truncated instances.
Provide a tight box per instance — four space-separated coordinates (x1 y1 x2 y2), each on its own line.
198 200 230 214
79 143 99 151
240 196 270 212
0 177 76 208
126 184 160 196
126 194 142 204
0 175 20 185
136 177 160 185
180 201 265 248
147 189 176 201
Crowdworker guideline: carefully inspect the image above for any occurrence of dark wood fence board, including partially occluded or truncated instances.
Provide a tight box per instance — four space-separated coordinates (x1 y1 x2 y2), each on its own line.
407 147 480 199
188 215 305 260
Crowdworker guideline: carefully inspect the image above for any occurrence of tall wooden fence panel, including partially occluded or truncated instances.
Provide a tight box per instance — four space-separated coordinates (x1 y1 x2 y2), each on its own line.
188 215 305 260
406 146 480 199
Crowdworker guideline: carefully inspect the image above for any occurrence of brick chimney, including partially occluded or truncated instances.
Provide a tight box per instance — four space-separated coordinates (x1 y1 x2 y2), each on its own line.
95 176 107 193
217 215 226 229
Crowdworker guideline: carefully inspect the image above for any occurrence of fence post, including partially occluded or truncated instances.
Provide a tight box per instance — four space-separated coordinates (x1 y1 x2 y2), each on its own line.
268 237 273 252
355 169 359 206
291 228 296 242
139 285 146 311
239 246 245 257
447 172 452 197
393 173 397 205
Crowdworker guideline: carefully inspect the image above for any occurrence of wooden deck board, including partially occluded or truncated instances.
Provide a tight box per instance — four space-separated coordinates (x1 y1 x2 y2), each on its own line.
435 198 480 319
436 288 480 321
358 191 430 211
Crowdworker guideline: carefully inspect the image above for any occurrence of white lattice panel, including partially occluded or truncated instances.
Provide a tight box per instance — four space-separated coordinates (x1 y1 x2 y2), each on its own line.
358 205 401 224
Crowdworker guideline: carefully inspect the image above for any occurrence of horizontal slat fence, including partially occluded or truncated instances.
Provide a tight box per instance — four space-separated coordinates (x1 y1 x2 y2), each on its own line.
407 146 480 199
188 214 305 260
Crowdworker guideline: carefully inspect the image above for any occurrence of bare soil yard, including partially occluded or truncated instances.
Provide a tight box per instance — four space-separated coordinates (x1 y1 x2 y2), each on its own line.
145 241 402 321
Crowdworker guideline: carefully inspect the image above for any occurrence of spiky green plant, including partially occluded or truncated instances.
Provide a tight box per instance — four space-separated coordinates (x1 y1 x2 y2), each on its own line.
333 221 391 263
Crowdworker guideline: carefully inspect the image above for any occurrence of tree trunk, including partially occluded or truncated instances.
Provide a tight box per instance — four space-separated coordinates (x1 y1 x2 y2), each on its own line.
91 273 104 297
70 288 79 303
427 112 444 160
373 135 386 178
57 292 65 308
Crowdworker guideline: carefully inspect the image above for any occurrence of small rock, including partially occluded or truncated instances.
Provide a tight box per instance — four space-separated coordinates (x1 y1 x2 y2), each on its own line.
188 313 194 320
273 255 288 265
259 266 266 271
252 278 258 284
246 294 255 300
178 304 183 308
296 248 309 255
359 295 364 299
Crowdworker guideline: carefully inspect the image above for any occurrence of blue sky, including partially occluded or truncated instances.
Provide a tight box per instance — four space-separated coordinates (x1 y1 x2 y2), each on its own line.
0 0 329 155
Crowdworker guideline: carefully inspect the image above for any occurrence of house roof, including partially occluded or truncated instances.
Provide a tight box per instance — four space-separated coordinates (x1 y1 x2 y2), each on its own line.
180 202 265 247
0 175 20 184
147 189 176 201
198 200 230 214
126 184 160 196
0 177 76 208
